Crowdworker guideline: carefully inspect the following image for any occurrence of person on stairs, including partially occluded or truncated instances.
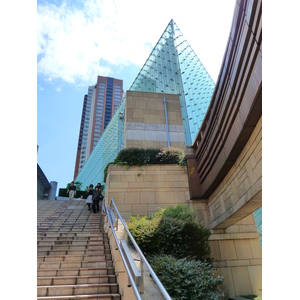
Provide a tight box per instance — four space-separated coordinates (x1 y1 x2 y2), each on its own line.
67 181 76 200
92 185 101 213
85 184 93 211
96 182 104 212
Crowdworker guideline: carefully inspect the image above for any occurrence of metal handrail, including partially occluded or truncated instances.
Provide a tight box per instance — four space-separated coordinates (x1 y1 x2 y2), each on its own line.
105 204 142 300
110 198 172 300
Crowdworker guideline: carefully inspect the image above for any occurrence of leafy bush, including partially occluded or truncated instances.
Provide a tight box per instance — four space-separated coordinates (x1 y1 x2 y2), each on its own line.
161 203 195 221
156 216 211 260
155 147 187 165
127 215 161 255
127 205 223 299
127 204 211 260
149 255 225 300
115 147 161 166
103 147 187 182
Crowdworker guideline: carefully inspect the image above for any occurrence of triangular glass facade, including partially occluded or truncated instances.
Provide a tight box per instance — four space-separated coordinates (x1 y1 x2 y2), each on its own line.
76 19 215 188
130 20 215 145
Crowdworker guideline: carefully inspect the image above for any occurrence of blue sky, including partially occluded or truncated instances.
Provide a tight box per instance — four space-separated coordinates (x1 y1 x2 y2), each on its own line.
36 0 237 191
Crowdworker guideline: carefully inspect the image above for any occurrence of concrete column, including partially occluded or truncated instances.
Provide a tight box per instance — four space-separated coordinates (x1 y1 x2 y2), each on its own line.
185 148 202 199
48 181 58 200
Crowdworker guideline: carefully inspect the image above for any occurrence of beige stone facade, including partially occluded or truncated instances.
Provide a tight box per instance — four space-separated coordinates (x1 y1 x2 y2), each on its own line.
187 116 262 298
124 91 186 150
207 116 262 229
104 90 262 299
105 162 261 299
208 214 262 298
105 164 189 221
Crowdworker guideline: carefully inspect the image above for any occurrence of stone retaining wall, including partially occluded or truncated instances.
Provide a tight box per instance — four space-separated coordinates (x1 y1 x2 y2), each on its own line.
105 164 189 221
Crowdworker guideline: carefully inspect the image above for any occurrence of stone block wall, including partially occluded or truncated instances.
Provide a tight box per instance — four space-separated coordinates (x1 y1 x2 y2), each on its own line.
207 116 262 229
208 214 262 298
124 91 186 150
105 164 190 221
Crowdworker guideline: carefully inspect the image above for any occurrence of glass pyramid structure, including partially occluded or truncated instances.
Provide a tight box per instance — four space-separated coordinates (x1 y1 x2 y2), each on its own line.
75 19 215 188
130 20 215 145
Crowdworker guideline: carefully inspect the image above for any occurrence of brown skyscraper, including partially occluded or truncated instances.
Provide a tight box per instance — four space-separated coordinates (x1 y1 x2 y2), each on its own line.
74 76 123 179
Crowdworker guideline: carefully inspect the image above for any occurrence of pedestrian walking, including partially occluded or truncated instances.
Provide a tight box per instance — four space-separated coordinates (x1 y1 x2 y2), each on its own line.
92 186 101 213
95 183 104 212
85 184 93 211
67 181 76 200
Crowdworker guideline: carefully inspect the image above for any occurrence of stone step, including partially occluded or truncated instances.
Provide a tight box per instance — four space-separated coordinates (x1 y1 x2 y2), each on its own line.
37 224 105 227
37 244 109 252
38 224 104 227
37 238 107 244
37 275 116 286
37 249 110 256
37 267 115 277
38 260 111 270
37 293 120 300
37 254 111 262
37 230 105 234
37 283 119 296
37 228 104 232
37 233 107 238
37 241 108 246
36 221 102 223
37 245 110 252
37 236 107 241
37 219 93 221
37 219 103 222
37 223 104 226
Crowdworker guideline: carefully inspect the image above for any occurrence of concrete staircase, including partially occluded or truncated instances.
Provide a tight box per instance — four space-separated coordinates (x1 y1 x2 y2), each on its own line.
37 200 120 300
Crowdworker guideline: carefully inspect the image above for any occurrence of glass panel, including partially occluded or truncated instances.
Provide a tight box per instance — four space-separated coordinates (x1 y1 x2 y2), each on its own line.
76 20 215 186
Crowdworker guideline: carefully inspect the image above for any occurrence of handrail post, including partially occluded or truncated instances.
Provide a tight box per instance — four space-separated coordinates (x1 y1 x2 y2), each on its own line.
139 259 144 294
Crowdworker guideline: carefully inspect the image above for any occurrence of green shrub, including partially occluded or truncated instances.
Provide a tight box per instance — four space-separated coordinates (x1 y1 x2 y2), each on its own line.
103 147 187 182
156 216 211 260
156 147 187 165
127 215 161 255
149 255 225 300
160 203 195 221
115 148 161 166
127 204 211 260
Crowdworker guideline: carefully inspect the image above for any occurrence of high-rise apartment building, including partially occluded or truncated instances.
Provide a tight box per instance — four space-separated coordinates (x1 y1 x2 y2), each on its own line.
74 76 123 179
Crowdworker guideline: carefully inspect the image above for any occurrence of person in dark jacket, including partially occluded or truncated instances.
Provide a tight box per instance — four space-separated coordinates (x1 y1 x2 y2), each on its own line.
67 181 76 200
92 186 102 213
85 184 93 211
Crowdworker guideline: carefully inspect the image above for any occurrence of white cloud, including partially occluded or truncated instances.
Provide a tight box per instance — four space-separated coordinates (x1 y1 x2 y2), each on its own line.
37 0 154 86
37 0 236 86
